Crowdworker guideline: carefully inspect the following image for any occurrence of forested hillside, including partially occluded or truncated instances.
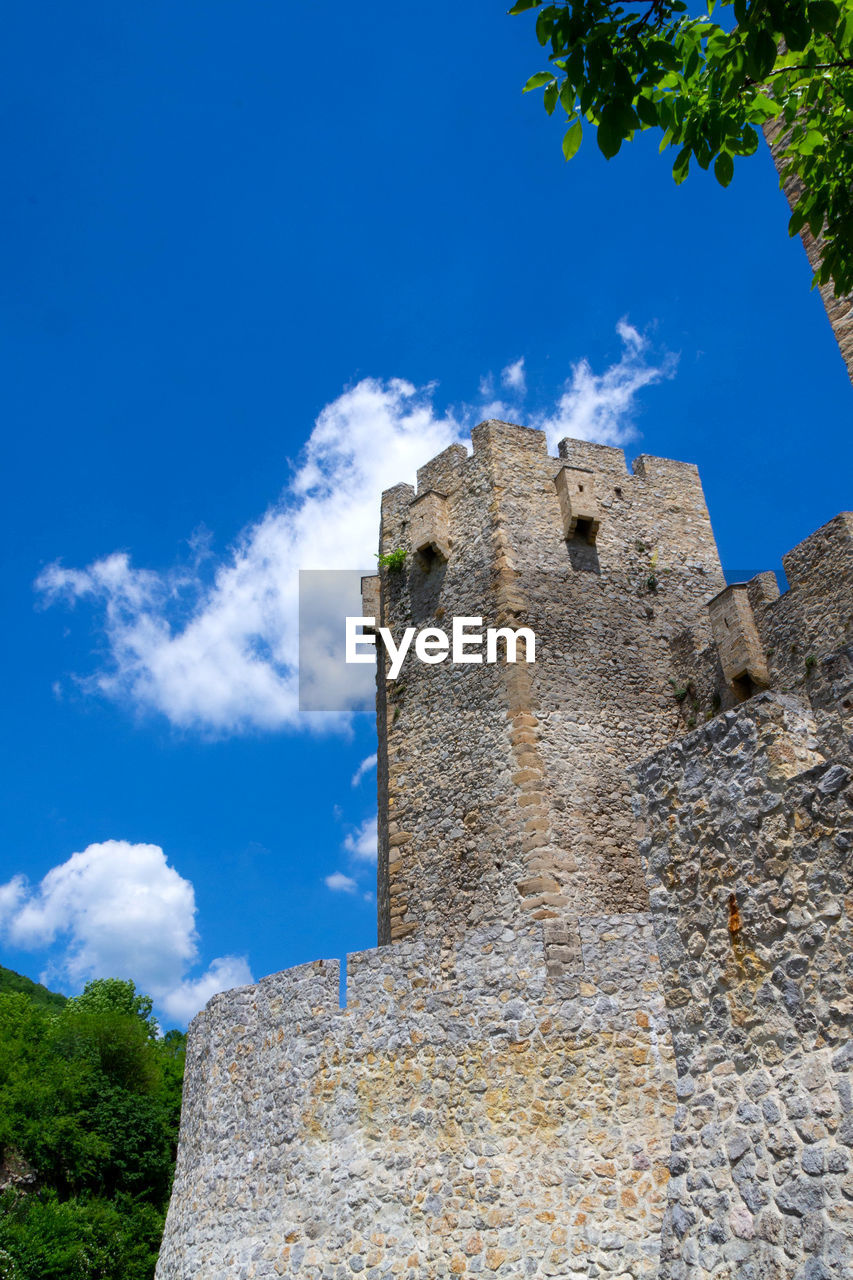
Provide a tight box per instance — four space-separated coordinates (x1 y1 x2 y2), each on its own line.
0 975 185 1280
0 967 66 1010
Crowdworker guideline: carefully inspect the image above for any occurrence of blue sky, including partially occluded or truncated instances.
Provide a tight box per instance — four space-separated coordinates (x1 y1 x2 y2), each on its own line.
1 1 850 1026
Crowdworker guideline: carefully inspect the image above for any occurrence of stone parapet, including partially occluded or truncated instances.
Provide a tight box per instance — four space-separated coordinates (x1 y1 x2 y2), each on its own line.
157 918 677 1279
674 512 853 729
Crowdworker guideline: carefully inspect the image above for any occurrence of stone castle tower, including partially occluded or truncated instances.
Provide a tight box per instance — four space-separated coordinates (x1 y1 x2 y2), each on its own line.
157 423 852 1280
367 423 726 959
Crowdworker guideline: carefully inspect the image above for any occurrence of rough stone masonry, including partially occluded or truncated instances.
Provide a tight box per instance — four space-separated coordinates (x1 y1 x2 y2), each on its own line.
157 422 852 1279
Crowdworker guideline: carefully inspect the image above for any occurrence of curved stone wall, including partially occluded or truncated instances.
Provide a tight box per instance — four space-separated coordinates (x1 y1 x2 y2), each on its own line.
157 920 677 1279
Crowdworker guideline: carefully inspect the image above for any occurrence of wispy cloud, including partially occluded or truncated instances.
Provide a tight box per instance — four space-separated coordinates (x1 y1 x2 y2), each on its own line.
0 840 252 1026
501 357 526 394
324 871 357 894
343 815 378 865
324 811 378 899
532 320 677 448
351 754 377 787
36 324 674 735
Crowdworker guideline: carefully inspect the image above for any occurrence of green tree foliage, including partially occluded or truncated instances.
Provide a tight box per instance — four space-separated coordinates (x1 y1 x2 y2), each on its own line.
511 0 853 294
0 967 66 1011
68 979 160 1041
0 978 185 1280
0 1192 164 1280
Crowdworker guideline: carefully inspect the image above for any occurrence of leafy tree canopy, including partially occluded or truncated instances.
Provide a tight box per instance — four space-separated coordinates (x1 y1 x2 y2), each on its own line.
0 979 186 1280
511 0 853 295
67 978 159 1040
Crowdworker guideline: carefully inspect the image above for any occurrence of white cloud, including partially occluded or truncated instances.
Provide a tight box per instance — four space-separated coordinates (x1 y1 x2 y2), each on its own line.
351 753 377 787
37 334 675 735
325 871 357 894
0 877 26 922
0 840 251 1026
157 955 253 1025
37 379 465 735
533 319 677 450
501 357 526 394
324 812 378 898
343 815 378 864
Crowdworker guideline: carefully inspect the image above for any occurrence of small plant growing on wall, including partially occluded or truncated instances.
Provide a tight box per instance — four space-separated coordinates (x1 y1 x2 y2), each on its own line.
669 676 702 727
669 682 687 703
377 548 407 572
669 677 692 704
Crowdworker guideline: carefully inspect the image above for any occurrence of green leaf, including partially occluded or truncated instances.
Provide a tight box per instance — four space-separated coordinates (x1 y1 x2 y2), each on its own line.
559 79 576 113
695 137 713 170
672 145 691 184
544 80 559 114
566 47 584 87
808 0 839 32
522 71 556 93
648 40 679 72
597 118 622 159
782 11 811 49
789 206 807 235
798 128 826 155
562 119 583 159
714 151 734 186
750 93 782 121
748 29 778 81
636 95 659 128
741 125 759 155
535 7 555 45
508 0 543 13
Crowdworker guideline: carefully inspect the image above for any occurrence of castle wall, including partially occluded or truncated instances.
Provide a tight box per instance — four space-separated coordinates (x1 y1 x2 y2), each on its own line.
156 918 677 1279
764 118 853 385
670 512 853 734
369 422 726 953
633 693 853 1279
157 424 852 1279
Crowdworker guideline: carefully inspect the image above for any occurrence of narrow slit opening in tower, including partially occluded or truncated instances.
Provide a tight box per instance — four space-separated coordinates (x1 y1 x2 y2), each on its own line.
572 518 594 544
417 544 440 571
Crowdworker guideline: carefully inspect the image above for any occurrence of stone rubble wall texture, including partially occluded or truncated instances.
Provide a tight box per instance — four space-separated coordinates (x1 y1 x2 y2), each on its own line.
763 117 853 386
157 920 677 1279
157 423 852 1279
633 693 852 1279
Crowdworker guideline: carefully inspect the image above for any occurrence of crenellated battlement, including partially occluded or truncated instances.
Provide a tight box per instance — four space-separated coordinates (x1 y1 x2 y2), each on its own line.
680 512 853 734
